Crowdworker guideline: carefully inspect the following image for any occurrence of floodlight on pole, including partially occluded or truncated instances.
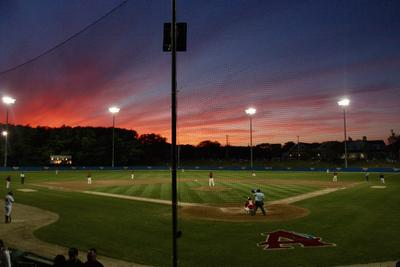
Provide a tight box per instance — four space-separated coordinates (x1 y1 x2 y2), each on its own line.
337 98 350 168
2 95 16 168
245 107 256 116
2 96 16 105
109 106 120 168
245 107 256 174
338 98 350 107
108 106 120 114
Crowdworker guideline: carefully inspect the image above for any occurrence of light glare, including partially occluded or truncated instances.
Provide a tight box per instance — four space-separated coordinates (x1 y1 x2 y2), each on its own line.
2 131 7 136
108 106 120 114
2 96 16 105
338 98 350 107
245 107 256 115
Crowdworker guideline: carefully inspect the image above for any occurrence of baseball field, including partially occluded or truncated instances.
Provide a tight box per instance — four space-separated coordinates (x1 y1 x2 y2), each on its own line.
1 169 400 267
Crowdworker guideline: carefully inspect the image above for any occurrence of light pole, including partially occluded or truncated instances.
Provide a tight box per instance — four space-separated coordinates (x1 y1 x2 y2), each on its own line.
108 106 120 168
338 98 350 168
2 96 16 168
245 107 256 174
297 135 300 160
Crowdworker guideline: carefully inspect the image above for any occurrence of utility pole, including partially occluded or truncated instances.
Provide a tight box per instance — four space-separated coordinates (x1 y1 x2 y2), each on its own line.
164 3 186 265
170 1 178 266
4 107 9 167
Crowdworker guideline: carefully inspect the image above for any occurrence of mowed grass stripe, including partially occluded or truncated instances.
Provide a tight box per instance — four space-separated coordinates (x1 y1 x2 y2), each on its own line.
267 184 305 195
176 183 187 203
269 184 315 195
228 183 256 196
108 186 127 194
214 182 239 201
141 183 157 198
178 183 195 203
125 185 139 195
218 182 250 201
150 184 162 199
188 182 209 203
160 183 170 200
128 184 148 196
263 187 294 200
264 185 306 200
179 183 204 203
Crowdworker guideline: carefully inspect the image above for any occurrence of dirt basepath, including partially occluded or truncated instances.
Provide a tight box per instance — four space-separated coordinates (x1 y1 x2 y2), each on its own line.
270 187 341 205
0 200 150 267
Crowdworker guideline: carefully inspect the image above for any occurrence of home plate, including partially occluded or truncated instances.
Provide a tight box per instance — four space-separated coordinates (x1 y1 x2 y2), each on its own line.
17 189 37 192
370 186 386 189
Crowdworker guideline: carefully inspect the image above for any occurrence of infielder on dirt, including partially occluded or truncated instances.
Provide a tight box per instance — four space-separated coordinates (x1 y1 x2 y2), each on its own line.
332 172 338 182
208 171 215 187
5 176 11 189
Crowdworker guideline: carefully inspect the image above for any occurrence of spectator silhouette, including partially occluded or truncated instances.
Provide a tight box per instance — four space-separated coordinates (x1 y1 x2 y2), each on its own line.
66 247 84 267
84 248 104 267
0 239 11 267
53 254 66 267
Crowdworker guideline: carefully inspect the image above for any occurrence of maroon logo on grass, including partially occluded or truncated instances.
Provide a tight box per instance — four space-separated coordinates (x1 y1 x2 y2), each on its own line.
258 230 335 250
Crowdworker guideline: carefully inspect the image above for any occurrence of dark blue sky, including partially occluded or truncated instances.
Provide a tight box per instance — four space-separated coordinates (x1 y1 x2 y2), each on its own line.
0 0 399 145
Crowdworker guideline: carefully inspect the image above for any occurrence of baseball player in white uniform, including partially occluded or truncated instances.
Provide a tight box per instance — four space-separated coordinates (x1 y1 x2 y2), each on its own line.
208 171 215 187
5 192 14 224
332 172 338 182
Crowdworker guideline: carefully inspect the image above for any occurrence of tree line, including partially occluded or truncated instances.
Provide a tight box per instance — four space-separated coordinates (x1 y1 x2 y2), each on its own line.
1 124 399 166
2 125 169 166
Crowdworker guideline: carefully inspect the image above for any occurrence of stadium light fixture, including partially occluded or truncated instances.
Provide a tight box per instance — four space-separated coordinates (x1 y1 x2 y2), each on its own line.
2 96 16 105
108 106 120 114
245 107 256 175
338 98 350 107
338 98 350 168
109 106 120 168
245 107 256 115
2 96 16 168
2 131 7 136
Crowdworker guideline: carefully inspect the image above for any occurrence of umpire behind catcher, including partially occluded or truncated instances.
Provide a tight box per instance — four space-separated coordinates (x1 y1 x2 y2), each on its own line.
252 189 266 216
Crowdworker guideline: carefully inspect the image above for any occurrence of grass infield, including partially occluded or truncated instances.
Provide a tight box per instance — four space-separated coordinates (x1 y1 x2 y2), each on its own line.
1 170 399 266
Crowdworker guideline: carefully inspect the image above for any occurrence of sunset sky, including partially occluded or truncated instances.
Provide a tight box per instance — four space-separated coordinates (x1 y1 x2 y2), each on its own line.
0 0 399 145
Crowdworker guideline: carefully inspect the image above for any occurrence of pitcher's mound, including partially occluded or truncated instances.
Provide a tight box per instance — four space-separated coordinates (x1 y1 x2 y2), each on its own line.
181 203 309 222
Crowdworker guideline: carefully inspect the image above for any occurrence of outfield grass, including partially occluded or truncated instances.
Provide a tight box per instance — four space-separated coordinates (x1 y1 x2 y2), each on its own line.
1 170 399 267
